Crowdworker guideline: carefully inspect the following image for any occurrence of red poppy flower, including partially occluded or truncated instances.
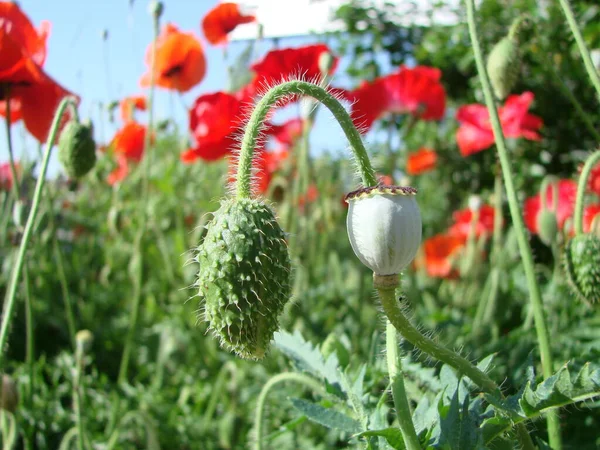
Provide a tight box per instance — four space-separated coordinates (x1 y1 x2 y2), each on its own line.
406 148 437 175
140 23 206 93
583 204 600 234
202 2 255 46
110 121 147 162
449 204 496 239
349 66 446 132
456 92 543 157
243 44 338 101
298 184 319 208
107 154 130 186
119 95 146 122
181 91 244 163
585 162 600 196
0 3 78 143
417 233 465 279
269 118 304 146
0 161 20 191
378 174 394 185
523 179 577 235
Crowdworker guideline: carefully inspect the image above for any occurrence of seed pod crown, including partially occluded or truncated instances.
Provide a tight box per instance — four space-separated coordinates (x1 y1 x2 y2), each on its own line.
58 120 97 179
563 233 600 304
196 198 291 359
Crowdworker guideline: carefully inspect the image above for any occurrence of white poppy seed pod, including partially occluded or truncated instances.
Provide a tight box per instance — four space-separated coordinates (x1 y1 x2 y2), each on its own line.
345 185 421 276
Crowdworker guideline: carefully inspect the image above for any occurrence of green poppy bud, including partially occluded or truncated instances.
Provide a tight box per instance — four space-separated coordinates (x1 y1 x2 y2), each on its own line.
563 234 600 304
58 120 96 179
196 198 291 360
75 329 94 355
537 209 558 246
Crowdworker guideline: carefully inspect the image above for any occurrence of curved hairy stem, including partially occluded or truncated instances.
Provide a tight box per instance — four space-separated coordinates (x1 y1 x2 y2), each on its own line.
0 96 78 369
574 150 600 235
236 80 377 199
465 1 561 447
253 372 325 450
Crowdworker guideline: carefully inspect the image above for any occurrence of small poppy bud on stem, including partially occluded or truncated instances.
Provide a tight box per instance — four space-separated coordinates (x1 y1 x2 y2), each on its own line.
58 119 97 179
536 176 560 245
148 0 163 19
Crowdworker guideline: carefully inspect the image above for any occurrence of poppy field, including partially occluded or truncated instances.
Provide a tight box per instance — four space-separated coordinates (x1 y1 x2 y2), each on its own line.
2 0 600 448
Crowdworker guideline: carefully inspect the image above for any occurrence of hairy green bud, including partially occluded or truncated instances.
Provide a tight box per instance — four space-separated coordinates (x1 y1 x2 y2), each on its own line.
58 120 96 179
196 198 291 360
537 209 558 246
564 234 600 304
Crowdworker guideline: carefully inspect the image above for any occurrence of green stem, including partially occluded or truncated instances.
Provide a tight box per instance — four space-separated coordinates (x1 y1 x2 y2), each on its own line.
253 372 325 450
384 319 422 450
74 349 87 450
236 80 377 200
117 11 159 385
557 0 600 102
465 1 561 447
53 238 77 348
375 276 498 393
574 151 600 235
0 96 77 370
23 267 34 405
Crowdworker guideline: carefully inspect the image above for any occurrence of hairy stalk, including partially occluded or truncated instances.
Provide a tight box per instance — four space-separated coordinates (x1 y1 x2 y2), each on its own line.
384 319 422 450
0 96 77 370
466 1 561 447
236 80 378 200
117 11 159 385
253 372 325 450
375 276 535 448
557 0 600 101
574 150 600 235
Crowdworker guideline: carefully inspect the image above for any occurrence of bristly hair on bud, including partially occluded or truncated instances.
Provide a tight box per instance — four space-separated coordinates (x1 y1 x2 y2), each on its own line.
195 197 291 360
486 14 532 100
563 233 600 305
57 119 97 179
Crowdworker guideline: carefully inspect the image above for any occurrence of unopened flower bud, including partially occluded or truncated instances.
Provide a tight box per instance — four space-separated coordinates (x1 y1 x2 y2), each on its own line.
196 198 291 360
58 119 96 179
563 234 600 304
76 329 94 354
537 209 558 245
148 1 164 19
1 375 18 413
345 185 421 276
318 51 336 76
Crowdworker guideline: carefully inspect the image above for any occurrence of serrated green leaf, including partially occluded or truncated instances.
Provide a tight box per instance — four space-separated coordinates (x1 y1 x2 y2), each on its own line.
354 428 406 449
290 398 361 434
274 331 343 392
438 391 483 450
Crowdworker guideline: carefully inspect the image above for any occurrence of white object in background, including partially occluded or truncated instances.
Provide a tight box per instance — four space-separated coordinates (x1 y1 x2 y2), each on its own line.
230 0 465 41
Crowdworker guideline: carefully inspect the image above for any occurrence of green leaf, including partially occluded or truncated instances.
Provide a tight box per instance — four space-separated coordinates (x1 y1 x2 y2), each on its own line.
354 428 406 449
274 331 343 392
438 391 484 450
290 398 362 434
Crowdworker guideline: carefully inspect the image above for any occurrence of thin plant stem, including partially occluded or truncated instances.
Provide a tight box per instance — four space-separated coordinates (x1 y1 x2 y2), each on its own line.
23 267 34 405
253 372 325 450
557 0 600 101
236 80 378 200
374 275 535 449
574 150 600 235
117 10 159 385
74 348 88 450
465 1 561 447
384 318 422 450
0 96 78 370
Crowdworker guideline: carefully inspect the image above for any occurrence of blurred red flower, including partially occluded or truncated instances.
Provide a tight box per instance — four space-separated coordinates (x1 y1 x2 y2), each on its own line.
456 92 543 157
0 2 78 142
202 2 255 45
140 24 206 93
110 121 147 162
523 179 577 235
378 174 394 185
0 161 20 191
585 162 600 196
181 91 244 162
269 118 304 146
242 44 338 101
449 204 496 239
406 148 437 175
298 184 319 208
417 233 465 279
107 154 129 186
349 66 446 132
119 95 147 122
584 204 600 233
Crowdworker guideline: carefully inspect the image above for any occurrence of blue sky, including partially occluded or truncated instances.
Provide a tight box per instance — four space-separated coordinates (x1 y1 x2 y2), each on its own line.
2 0 386 174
